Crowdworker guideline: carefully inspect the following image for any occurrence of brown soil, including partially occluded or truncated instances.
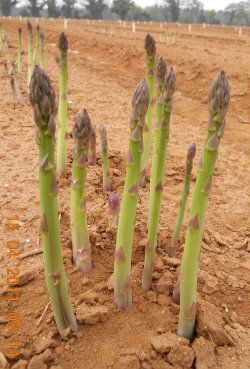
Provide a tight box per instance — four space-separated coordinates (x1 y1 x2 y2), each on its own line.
0 19 250 369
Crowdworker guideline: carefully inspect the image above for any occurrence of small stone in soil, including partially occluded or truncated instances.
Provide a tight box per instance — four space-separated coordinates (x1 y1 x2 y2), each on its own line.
168 344 195 368
150 332 189 354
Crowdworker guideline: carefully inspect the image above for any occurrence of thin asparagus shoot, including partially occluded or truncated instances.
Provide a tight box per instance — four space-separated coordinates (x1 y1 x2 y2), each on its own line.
99 124 111 192
10 62 21 102
140 34 156 186
88 126 97 165
114 79 149 311
71 110 92 274
107 192 120 228
27 20 34 87
29 66 77 338
33 24 40 66
168 143 196 257
142 67 176 291
0 23 3 53
17 28 22 78
57 32 68 176
39 31 45 70
177 71 230 340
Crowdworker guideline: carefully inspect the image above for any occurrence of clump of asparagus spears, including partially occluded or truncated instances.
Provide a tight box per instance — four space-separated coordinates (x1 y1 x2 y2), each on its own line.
71 110 92 274
142 64 176 291
88 126 97 165
168 143 196 257
177 71 230 340
99 124 111 192
140 33 156 186
57 32 69 176
29 66 77 338
114 79 149 311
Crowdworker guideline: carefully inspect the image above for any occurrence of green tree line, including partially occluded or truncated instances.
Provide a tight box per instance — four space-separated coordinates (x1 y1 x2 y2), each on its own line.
1 0 250 26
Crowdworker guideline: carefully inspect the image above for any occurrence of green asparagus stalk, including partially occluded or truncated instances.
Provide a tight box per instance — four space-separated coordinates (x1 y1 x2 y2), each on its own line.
10 62 21 102
0 23 3 53
177 71 230 340
27 20 34 87
168 143 196 257
114 79 149 311
17 28 22 78
29 66 77 338
99 124 111 192
33 24 40 66
142 67 176 291
108 192 120 228
57 32 68 176
140 34 156 187
88 127 97 165
71 110 92 273
39 32 45 70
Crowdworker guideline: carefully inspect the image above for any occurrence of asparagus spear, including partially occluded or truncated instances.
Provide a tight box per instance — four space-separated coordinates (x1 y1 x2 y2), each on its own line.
107 192 120 228
114 79 149 311
29 66 77 338
168 143 196 257
39 31 45 70
142 67 176 291
71 110 92 274
177 71 230 340
99 124 111 192
27 20 34 87
88 126 97 165
57 32 68 176
17 28 22 78
33 24 40 67
140 34 156 186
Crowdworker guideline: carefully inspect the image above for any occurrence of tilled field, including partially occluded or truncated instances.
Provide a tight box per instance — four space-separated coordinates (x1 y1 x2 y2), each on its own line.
0 18 250 369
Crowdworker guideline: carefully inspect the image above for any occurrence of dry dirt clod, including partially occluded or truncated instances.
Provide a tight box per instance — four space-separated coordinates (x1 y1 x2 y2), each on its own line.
112 354 140 369
196 300 234 346
27 355 47 369
76 303 109 324
150 332 189 354
155 272 173 295
0 352 9 369
167 344 195 368
34 338 57 355
19 266 41 286
192 336 217 369
11 360 28 369
146 290 158 303
151 359 173 369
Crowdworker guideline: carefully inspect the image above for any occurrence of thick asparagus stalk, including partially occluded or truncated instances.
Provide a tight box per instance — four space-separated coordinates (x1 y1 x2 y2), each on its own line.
99 124 111 192
177 71 230 340
140 34 156 186
142 67 176 291
108 192 120 228
17 28 22 78
71 110 92 274
29 66 77 338
88 126 97 165
40 31 45 69
168 143 196 257
57 32 68 176
27 21 34 87
114 79 149 311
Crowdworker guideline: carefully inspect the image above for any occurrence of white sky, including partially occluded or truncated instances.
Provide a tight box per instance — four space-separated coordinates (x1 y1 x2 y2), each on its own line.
135 0 243 10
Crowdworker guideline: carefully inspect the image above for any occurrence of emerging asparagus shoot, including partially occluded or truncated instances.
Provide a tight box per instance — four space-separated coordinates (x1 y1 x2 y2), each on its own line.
140 34 156 186
88 126 97 165
114 79 149 311
107 192 120 228
29 66 77 338
99 124 111 192
142 66 176 291
33 24 40 67
71 110 92 274
57 32 69 176
168 143 196 257
177 71 230 340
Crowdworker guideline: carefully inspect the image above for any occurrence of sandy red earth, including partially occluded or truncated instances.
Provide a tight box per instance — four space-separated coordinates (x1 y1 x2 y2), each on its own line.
0 18 250 369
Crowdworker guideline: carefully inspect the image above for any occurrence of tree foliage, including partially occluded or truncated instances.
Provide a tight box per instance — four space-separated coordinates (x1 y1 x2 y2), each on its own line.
0 0 19 16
